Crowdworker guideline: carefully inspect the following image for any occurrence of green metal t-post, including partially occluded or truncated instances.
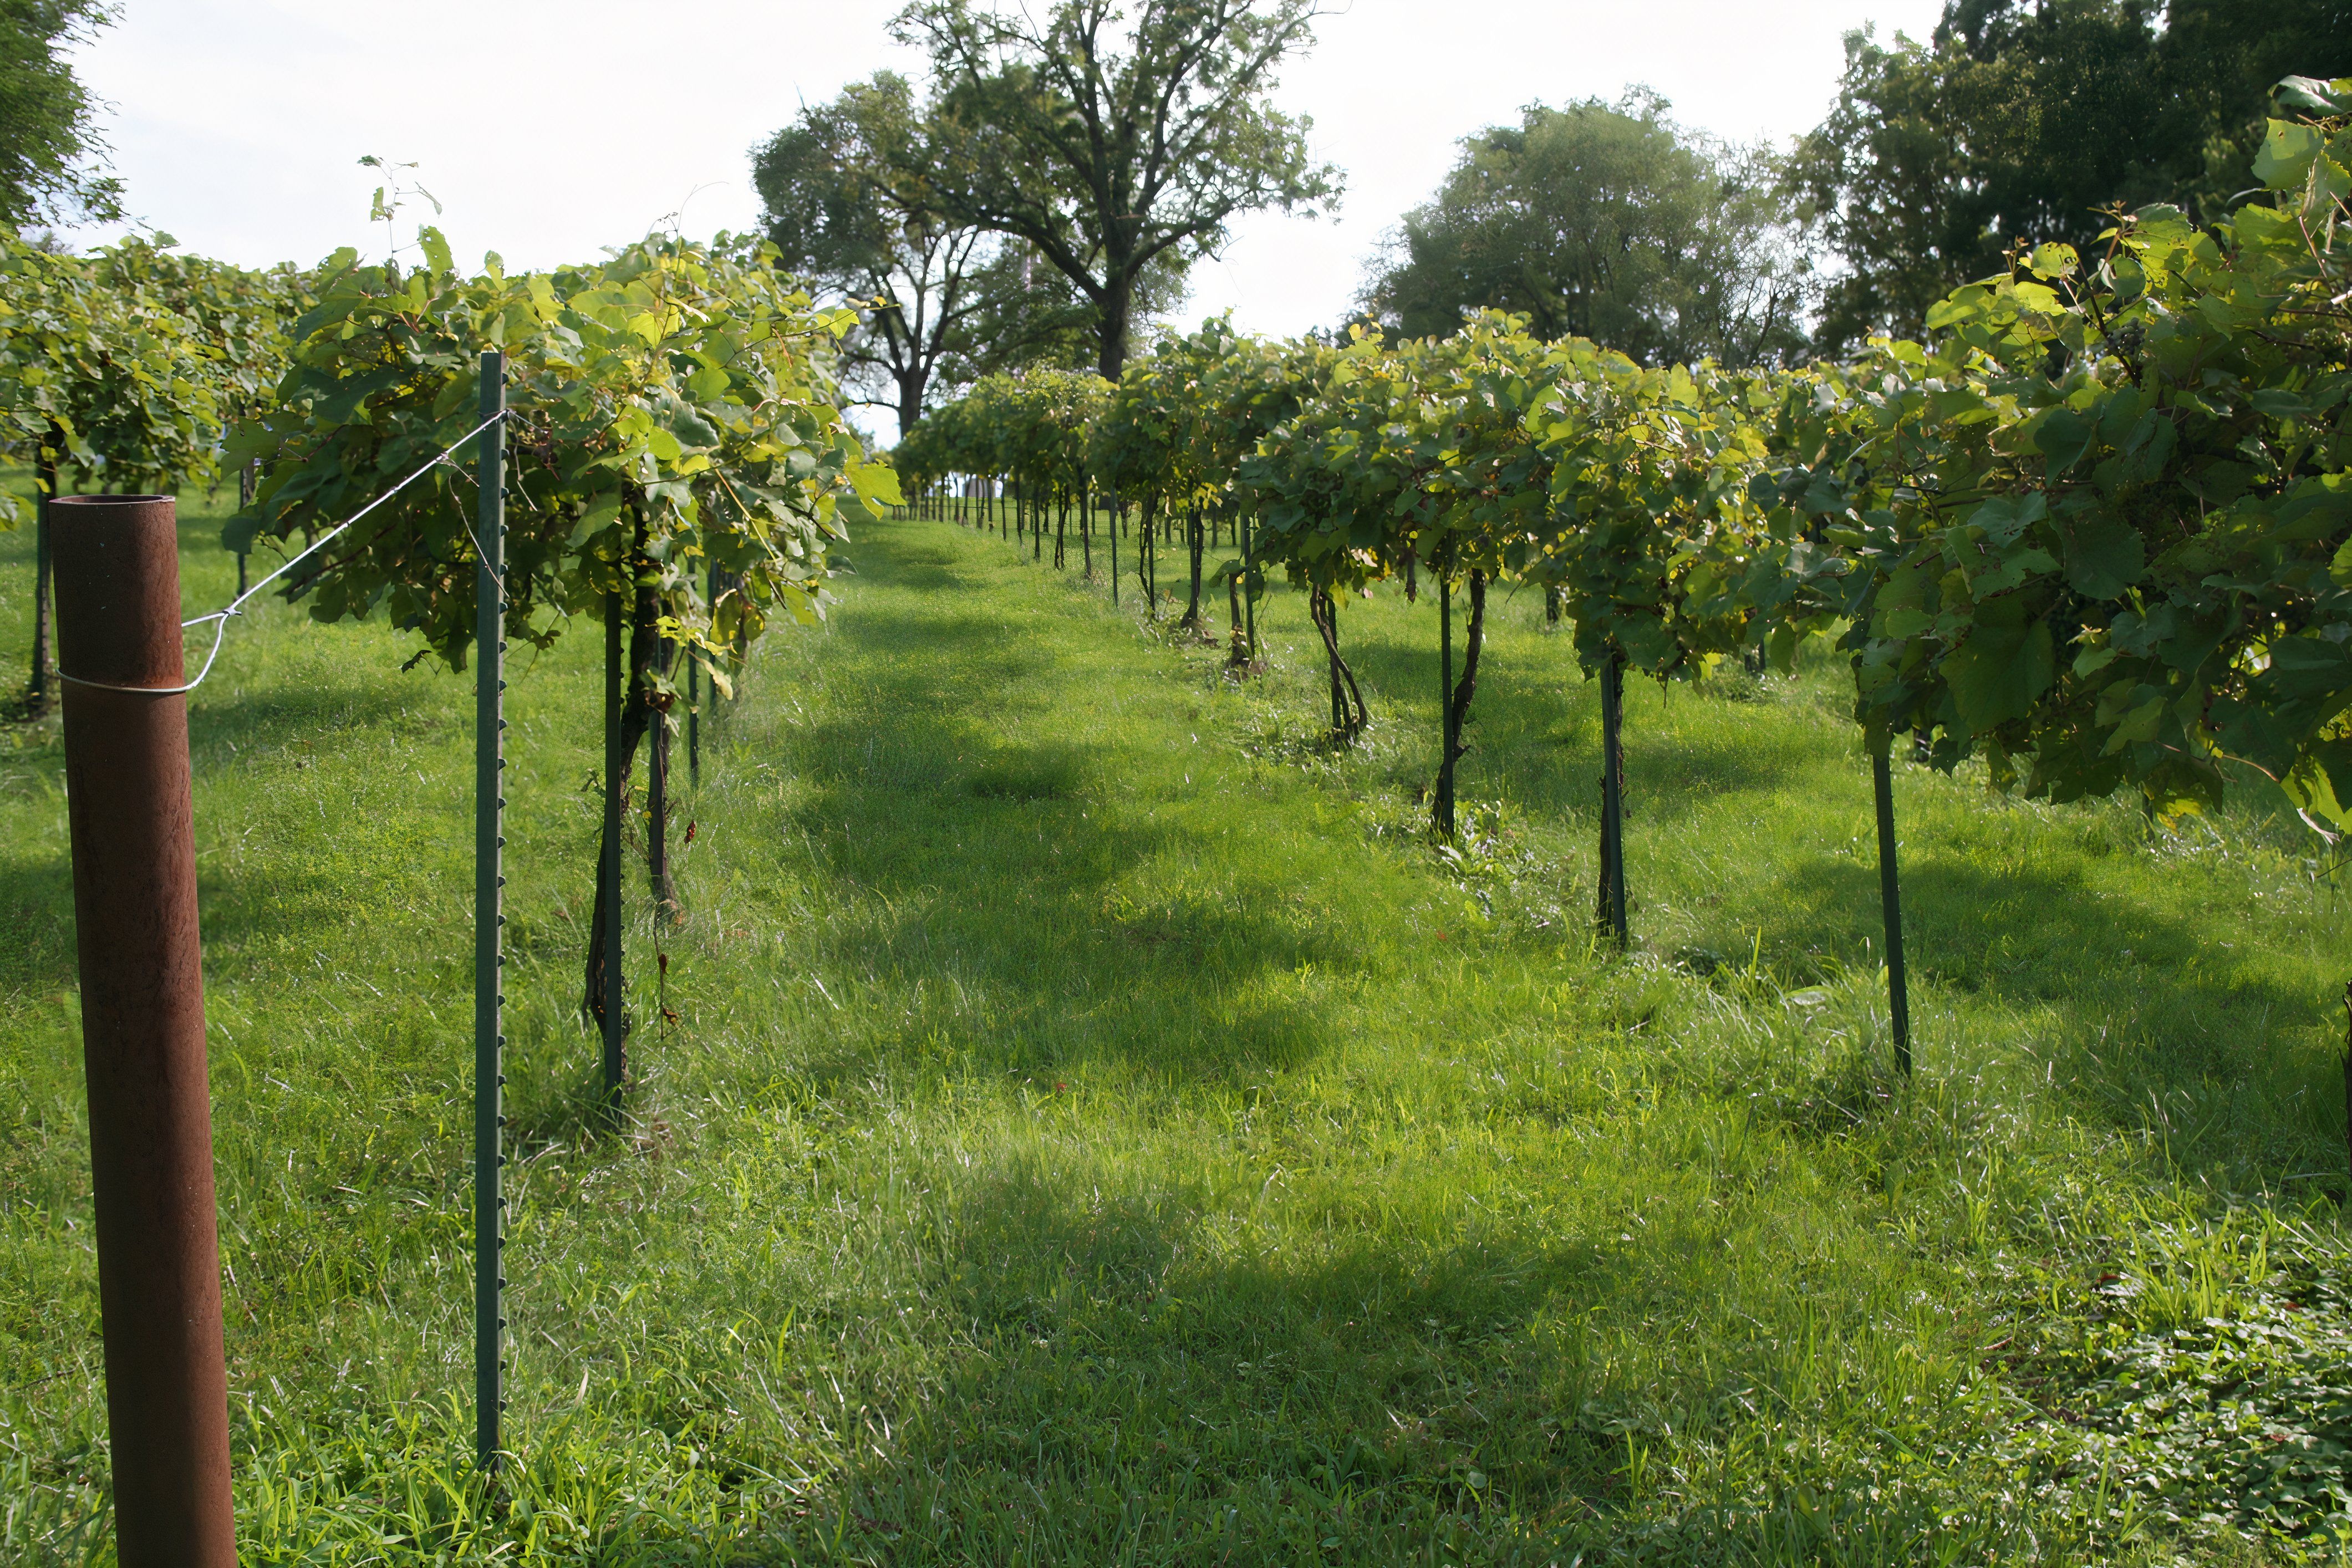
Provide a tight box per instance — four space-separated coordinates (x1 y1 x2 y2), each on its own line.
472 349 507 1474
602 602 626 1106
1242 512 1256 660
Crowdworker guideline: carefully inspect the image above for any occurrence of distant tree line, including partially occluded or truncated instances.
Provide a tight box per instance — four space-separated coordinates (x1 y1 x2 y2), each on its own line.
1361 0 2351 366
1789 0 2352 355
11 1 2335 431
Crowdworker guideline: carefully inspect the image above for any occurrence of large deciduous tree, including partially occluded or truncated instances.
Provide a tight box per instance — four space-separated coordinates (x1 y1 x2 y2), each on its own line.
1789 0 2352 355
1361 93 1812 368
0 0 121 227
755 73 1009 437
889 0 1339 379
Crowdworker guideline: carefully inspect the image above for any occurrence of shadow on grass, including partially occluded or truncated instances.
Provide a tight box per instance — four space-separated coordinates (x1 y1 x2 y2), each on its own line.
761 1148 2020 1565
1343 628 1844 829
1696 844 2338 1177
742 548 1369 1092
780 1158 1645 1562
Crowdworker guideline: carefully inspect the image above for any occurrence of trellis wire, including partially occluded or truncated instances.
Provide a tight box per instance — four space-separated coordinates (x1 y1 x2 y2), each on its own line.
56 409 511 696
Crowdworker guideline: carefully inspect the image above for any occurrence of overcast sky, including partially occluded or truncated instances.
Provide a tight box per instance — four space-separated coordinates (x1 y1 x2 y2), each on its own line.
64 0 1947 342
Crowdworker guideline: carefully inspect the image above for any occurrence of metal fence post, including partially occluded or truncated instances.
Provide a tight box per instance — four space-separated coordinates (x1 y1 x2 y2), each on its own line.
474 350 508 1472
53 492 238 1568
602 598 626 1106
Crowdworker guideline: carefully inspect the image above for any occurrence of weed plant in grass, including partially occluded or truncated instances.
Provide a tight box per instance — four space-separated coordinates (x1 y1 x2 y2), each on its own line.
0 490 2348 1565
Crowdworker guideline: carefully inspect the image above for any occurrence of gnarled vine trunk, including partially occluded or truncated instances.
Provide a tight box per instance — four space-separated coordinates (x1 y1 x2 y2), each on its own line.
1180 506 1206 633
1309 587 1367 744
1433 569 1488 837
583 507 661 1052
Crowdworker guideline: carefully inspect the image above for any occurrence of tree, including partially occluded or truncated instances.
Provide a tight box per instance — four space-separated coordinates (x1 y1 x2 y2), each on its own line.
890 0 1339 379
0 0 121 228
1362 93 1811 367
755 72 1193 434
755 73 1009 437
2158 0 2352 220
1789 1 2352 355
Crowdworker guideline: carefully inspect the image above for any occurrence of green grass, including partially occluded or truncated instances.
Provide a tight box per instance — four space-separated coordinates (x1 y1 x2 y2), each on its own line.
2 486 2349 1564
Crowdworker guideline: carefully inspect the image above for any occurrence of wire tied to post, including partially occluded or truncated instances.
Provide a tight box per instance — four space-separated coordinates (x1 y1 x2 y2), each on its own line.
58 409 513 696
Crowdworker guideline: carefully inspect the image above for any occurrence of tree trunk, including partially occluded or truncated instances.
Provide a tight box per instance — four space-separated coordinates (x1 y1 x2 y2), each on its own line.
1141 495 1158 613
1310 588 1366 745
1226 561 1248 668
1097 268 1132 380
1055 487 1067 568
649 636 677 922
237 459 255 599
1243 512 1258 659
1546 583 1562 625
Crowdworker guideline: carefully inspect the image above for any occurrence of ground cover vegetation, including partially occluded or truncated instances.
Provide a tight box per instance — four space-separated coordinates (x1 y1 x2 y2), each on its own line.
3 441 2350 1565
2 0 2351 1559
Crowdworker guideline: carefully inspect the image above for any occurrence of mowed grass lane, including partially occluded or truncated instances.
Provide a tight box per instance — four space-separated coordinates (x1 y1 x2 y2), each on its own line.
0 493 2344 1565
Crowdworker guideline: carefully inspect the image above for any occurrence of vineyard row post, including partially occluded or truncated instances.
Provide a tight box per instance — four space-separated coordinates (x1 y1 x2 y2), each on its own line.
473 349 508 1474
1438 571 1455 838
600 600 626 1105
53 492 238 1567
1241 512 1255 659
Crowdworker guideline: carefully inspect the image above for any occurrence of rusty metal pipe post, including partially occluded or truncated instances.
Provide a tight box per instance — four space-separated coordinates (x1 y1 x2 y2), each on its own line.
53 493 238 1568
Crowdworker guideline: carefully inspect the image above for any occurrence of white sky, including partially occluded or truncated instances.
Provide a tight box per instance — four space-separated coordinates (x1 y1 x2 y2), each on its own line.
63 0 1946 343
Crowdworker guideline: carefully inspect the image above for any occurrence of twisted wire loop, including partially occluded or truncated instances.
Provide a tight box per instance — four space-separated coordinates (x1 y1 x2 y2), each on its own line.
58 409 512 696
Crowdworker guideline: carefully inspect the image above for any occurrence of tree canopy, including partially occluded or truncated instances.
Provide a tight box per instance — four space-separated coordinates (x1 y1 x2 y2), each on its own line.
1360 93 1812 368
1791 0 2352 354
0 0 119 228
889 0 1338 379
755 69 1193 435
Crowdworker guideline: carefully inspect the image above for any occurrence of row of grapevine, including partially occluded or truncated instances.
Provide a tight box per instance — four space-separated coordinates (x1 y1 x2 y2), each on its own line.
4 218 902 1485
228 227 900 1092
0 234 308 712
897 80 2352 1076
1 220 902 1097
